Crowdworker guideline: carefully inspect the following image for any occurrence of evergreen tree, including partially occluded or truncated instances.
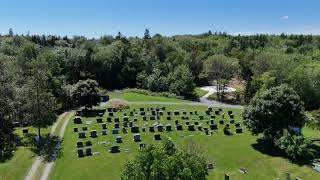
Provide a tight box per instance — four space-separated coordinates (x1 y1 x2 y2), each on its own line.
23 58 57 140
0 58 14 160
144 29 151 40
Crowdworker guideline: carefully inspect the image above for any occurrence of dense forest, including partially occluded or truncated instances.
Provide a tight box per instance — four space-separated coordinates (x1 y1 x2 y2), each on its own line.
2 29 320 109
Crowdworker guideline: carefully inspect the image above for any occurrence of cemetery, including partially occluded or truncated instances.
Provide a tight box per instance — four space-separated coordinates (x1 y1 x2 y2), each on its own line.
49 104 320 180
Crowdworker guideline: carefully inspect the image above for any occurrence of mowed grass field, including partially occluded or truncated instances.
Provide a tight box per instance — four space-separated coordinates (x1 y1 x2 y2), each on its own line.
0 126 52 180
50 104 320 180
109 91 190 102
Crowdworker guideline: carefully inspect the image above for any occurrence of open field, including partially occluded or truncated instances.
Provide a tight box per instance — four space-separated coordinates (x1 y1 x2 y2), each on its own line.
108 91 190 102
50 104 320 180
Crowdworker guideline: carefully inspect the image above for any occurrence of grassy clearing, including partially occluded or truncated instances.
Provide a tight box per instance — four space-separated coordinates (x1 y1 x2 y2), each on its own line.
109 91 190 102
0 113 73 180
0 147 36 180
0 126 52 180
51 105 320 180
194 87 208 97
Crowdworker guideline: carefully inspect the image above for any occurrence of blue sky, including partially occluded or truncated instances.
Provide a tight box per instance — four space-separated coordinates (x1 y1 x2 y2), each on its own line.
0 0 319 37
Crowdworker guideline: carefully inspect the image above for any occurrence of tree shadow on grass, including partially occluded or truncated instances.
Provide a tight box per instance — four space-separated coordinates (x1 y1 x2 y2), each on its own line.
24 133 64 162
0 134 21 163
0 147 16 163
251 138 285 158
252 138 320 166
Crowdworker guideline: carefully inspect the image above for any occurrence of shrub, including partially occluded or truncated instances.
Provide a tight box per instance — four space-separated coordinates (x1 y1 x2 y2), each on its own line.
306 109 320 130
275 131 316 163
110 99 129 110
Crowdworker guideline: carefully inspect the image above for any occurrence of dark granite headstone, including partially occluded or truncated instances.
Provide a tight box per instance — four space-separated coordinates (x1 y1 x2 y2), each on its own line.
154 134 161 140
176 124 183 131
102 130 107 136
112 129 119 134
236 128 243 133
116 136 122 143
78 132 86 138
76 141 83 148
90 130 97 138
109 145 120 153
85 141 92 146
131 126 140 133
166 125 172 131
210 124 218 130
188 125 195 131
133 134 141 142
149 126 155 132
157 125 164 132
78 149 84 157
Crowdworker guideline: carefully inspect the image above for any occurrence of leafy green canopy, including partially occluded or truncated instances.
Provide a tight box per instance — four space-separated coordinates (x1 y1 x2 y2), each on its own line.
71 79 100 109
121 140 207 180
243 85 306 141
288 62 320 110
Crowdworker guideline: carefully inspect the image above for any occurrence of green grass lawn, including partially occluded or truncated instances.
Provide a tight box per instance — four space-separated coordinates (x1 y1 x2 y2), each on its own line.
0 147 36 180
194 87 208 97
109 91 190 102
0 126 52 180
51 105 320 180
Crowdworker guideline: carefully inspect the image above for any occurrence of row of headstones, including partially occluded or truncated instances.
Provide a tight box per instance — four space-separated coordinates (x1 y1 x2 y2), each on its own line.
78 107 234 119
75 122 243 139
77 135 160 157
74 113 235 125
76 134 142 148
74 116 241 132
106 109 234 118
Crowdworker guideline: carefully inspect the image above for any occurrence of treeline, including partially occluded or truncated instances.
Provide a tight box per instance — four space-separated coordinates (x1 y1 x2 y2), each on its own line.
1 30 320 107
1 30 320 109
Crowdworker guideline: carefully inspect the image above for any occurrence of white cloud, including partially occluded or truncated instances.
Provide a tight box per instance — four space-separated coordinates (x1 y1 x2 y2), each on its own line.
280 16 289 20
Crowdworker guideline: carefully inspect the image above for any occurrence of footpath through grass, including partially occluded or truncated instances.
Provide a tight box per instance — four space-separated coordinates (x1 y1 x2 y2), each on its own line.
51 104 320 180
0 112 73 180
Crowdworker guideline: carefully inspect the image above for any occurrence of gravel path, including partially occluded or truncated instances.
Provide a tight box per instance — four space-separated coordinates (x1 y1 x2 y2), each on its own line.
40 112 74 180
24 112 68 180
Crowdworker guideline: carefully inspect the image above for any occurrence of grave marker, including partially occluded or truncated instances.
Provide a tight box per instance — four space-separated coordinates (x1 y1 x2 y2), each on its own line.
133 134 141 142
78 132 86 138
102 130 107 136
76 141 83 148
90 130 98 138
78 149 84 157
109 146 120 153
154 134 161 140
